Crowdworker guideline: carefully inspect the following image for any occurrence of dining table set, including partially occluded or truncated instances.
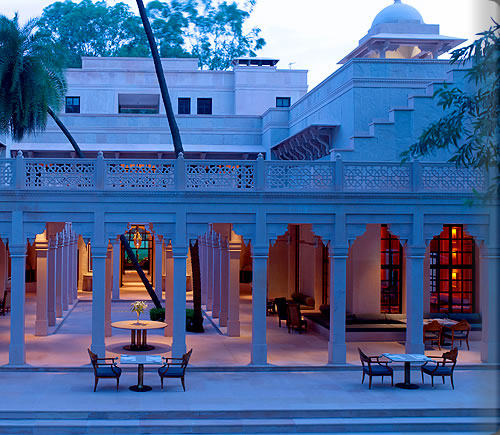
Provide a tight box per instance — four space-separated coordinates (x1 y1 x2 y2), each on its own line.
110 319 168 392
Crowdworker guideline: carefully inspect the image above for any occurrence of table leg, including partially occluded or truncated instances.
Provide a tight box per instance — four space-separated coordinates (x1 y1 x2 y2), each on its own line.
131 330 136 346
395 362 419 389
129 364 152 392
142 330 147 347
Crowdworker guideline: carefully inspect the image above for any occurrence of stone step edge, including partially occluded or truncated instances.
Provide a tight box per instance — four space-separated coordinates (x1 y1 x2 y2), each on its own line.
0 416 496 432
1 363 498 372
0 408 497 420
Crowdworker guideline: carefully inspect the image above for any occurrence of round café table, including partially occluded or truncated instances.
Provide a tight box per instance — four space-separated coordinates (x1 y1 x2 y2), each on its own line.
111 320 167 351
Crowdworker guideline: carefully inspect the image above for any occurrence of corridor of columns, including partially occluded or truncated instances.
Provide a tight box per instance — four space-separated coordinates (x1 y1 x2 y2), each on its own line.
0 221 491 367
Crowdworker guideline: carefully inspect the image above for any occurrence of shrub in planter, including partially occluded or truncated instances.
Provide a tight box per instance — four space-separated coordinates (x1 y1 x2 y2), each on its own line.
149 307 204 332
150 307 165 322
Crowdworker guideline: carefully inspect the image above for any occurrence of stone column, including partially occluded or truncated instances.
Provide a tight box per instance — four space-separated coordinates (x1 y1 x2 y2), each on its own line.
206 231 214 311
172 245 187 357
154 235 163 302
328 245 348 364
105 244 112 337
165 244 174 336
9 210 26 366
480 244 499 363
47 236 56 326
71 233 78 303
199 235 207 307
405 245 425 354
251 244 268 365
91 244 107 356
110 238 120 300
35 231 49 336
61 229 69 311
0 239 7 300
227 233 241 337
212 234 221 319
219 237 229 328
55 232 63 317
9 242 26 365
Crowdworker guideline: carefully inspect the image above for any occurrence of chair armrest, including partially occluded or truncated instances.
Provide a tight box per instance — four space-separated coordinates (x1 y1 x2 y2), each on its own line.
96 357 117 362
162 357 183 363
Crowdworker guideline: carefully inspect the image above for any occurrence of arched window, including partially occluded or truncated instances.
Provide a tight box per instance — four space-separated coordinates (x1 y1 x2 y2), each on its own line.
430 225 475 313
380 225 403 314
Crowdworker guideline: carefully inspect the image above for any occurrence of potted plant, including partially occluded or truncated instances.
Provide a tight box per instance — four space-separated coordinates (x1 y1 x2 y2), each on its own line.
131 301 148 324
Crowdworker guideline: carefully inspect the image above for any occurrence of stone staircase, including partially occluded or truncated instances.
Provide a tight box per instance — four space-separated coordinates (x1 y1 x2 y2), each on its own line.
0 408 497 434
350 69 471 162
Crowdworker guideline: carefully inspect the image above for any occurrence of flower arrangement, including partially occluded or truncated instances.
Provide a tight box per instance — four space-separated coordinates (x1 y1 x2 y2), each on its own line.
131 301 148 323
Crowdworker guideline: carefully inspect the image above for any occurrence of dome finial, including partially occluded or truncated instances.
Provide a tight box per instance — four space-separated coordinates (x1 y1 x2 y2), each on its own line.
394 0 402 3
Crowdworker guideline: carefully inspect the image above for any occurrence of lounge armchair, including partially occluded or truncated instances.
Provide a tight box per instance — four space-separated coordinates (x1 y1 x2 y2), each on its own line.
287 302 307 333
421 348 458 389
443 320 471 350
274 297 288 328
423 320 443 349
87 348 121 392
0 290 10 316
358 348 393 389
158 348 193 391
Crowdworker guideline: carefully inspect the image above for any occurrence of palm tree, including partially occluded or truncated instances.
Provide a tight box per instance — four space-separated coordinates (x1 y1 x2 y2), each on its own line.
0 15 83 157
135 0 203 331
0 14 163 308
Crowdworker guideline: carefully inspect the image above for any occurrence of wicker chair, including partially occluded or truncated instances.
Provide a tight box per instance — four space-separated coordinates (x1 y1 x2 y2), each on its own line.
421 348 458 389
158 349 193 391
443 320 471 350
286 302 307 333
358 348 393 389
423 320 443 349
87 348 121 392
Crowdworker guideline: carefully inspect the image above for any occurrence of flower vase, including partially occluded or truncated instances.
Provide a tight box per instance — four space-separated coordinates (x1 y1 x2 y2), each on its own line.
136 312 140 324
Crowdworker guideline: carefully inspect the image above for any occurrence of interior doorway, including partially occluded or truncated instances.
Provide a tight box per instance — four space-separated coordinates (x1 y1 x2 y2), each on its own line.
121 225 153 289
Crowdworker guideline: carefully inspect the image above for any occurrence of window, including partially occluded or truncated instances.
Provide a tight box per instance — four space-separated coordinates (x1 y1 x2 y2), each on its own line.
380 225 403 314
118 94 159 114
65 96 80 113
178 98 191 115
276 97 291 108
430 225 475 313
197 98 212 115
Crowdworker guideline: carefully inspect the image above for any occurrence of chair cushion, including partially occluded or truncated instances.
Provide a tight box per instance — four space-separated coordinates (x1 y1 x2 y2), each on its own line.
422 366 452 376
96 366 121 377
363 365 392 375
158 366 184 377
443 331 467 338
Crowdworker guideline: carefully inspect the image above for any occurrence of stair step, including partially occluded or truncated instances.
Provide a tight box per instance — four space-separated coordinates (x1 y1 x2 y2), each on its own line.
0 416 496 434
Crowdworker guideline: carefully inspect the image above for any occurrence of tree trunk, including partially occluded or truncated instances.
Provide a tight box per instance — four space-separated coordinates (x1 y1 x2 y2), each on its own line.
135 0 183 157
136 0 204 331
47 107 84 158
120 234 162 308
189 240 204 332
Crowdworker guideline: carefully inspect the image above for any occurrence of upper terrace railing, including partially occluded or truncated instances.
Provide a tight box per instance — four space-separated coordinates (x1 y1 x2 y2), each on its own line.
0 152 487 194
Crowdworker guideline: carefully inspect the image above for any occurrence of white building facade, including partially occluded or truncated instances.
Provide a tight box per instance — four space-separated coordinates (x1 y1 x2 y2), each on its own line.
0 1 497 366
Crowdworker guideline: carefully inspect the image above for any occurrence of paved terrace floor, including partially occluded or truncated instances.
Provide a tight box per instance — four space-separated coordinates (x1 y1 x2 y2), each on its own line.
0 285 484 368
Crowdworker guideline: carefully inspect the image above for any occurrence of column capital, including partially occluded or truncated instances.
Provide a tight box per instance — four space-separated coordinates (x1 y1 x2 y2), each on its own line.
9 244 26 257
91 245 108 258
171 245 188 258
328 245 349 259
406 245 426 259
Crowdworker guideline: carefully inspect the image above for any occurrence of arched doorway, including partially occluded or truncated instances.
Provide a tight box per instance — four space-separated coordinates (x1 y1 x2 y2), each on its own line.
120 225 154 296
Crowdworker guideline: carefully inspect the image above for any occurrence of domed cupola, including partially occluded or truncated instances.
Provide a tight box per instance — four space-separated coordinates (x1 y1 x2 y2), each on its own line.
371 0 424 27
339 0 465 64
